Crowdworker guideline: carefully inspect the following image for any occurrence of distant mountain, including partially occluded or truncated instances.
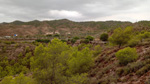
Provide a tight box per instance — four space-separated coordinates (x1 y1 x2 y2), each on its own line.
0 19 150 38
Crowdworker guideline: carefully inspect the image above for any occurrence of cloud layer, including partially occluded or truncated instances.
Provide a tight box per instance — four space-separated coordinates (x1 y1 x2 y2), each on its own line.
0 0 150 22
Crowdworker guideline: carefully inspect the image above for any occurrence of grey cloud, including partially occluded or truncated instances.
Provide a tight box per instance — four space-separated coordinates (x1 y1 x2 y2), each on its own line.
0 0 150 22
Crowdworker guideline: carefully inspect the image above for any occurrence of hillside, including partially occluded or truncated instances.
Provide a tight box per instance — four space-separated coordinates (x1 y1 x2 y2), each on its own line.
0 19 133 38
89 42 150 84
1 20 150 84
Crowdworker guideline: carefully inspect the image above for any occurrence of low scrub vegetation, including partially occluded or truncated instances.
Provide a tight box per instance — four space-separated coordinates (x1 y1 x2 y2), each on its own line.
3 41 15 44
136 64 150 76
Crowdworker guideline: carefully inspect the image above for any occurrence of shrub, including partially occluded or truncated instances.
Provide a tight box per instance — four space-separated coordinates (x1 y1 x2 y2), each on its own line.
71 36 80 44
61 39 67 42
143 32 150 38
73 36 80 40
100 33 108 41
35 39 50 43
128 37 140 47
32 41 40 46
85 36 94 41
138 32 150 42
81 39 90 44
46 34 52 37
71 38 77 44
92 45 101 57
25 46 30 53
53 34 60 37
78 43 92 50
116 47 138 65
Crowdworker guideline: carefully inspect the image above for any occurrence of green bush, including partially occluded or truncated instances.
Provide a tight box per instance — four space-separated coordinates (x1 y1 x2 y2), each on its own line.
100 33 108 41
85 36 94 41
116 47 138 65
73 36 80 40
46 34 52 37
32 41 40 46
143 32 150 38
92 45 101 57
61 39 67 42
53 34 60 37
81 39 90 44
138 32 150 41
128 37 140 47
25 46 30 53
71 38 77 44
78 43 92 50
71 36 80 44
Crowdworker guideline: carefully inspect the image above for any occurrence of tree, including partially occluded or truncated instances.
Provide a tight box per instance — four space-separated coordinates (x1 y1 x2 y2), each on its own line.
116 47 138 65
100 33 108 41
31 38 93 84
68 48 93 74
31 38 70 84
109 27 133 48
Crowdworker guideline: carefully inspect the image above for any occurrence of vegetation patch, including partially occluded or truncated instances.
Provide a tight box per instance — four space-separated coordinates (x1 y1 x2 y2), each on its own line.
35 39 50 43
116 47 138 65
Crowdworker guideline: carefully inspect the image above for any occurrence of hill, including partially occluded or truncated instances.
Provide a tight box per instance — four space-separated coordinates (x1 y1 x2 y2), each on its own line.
0 19 133 38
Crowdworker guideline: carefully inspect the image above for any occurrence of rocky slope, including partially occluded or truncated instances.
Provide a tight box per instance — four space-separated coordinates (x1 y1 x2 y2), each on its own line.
89 42 150 84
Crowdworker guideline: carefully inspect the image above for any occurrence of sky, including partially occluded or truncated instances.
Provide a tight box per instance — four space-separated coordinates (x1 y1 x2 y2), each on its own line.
0 0 150 22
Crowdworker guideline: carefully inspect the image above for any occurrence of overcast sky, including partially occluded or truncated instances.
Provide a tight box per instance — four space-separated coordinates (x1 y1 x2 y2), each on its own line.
0 0 150 22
